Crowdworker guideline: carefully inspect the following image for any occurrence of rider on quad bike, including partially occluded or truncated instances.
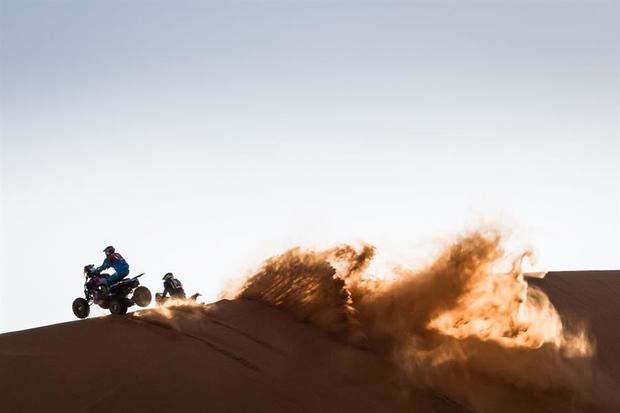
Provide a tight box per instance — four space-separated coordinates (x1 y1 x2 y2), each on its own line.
155 273 201 304
160 272 186 299
71 246 152 319
94 246 130 287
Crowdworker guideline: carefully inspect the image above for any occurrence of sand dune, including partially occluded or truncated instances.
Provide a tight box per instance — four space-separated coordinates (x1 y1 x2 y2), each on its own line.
1 270 618 412
0 299 462 413
528 271 620 383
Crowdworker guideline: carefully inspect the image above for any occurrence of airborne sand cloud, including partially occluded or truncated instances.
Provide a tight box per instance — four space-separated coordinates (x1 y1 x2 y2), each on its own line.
234 230 618 412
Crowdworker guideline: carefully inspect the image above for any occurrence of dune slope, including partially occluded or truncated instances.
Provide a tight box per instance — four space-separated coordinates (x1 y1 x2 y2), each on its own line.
0 299 462 413
528 270 620 383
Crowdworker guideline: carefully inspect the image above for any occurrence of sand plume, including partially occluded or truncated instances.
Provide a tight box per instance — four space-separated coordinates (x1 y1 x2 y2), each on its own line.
235 230 616 412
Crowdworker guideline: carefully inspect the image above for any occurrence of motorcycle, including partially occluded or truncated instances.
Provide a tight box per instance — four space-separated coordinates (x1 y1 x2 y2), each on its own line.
155 292 201 306
72 264 152 319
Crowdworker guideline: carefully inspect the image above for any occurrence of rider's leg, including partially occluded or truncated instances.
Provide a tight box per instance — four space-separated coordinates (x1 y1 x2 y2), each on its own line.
106 269 129 286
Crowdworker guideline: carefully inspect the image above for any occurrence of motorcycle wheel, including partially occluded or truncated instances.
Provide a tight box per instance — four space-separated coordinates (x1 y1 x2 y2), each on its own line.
72 298 90 319
109 297 128 315
155 293 169 306
132 286 152 307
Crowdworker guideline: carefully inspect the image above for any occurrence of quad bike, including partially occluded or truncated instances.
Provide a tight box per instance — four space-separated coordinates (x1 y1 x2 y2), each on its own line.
72 264 152 319
155 292 201 306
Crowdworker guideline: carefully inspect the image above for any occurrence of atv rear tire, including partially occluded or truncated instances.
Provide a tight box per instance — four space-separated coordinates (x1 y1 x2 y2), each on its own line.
72 298 90 319
132 286 152 307
109 297 128 315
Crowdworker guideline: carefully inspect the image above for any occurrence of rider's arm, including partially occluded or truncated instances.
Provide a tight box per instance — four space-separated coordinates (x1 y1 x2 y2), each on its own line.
95 258 111 273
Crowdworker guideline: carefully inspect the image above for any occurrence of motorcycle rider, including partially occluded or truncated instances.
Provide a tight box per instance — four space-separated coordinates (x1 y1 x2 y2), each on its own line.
94 246 130 286
160 272 186 299
156 273 201 304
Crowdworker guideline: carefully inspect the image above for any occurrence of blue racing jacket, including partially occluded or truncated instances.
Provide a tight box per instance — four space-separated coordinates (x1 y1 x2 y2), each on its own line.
96 252 130 274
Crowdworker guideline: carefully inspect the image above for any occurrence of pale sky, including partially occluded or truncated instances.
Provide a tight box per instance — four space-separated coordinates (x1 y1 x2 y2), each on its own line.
1 0 618 333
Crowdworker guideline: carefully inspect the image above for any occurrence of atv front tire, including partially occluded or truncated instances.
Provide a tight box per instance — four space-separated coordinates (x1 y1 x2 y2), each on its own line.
132 286 152 307
72 298 90 319
109 297 128 315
